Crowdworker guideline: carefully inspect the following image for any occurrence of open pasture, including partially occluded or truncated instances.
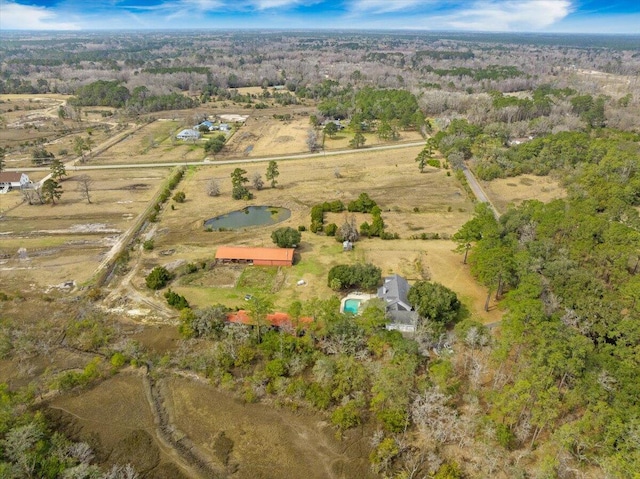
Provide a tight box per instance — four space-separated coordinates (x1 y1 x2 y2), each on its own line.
90 120 205 165
482 174 566 212
166 375 375 479
0 167 167 290
141 148 500 321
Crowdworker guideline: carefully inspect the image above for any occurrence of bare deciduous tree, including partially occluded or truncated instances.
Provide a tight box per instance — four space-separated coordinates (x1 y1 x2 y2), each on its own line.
306 128 319 152
337 215 359 243
22 186 43 205
76 174 94 204
252 172 264 191
206 179 221 197
411 386 462 445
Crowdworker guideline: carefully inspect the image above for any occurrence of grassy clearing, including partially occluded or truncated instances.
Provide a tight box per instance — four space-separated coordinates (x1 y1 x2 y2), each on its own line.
0 168 166 289
236 266 277 292
481 174 566 212
141 149 504 321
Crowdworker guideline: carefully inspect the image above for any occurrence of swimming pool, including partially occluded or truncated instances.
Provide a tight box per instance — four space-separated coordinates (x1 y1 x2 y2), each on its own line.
343 298 362 314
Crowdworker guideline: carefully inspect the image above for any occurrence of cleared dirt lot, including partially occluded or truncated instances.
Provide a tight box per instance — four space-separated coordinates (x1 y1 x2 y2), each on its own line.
166 375 376 479
0 94 119 169
48 373 190 479
0 168 167 289
481 174 566 212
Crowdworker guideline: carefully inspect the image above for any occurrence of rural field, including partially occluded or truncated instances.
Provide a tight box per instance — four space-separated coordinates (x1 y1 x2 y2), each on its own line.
0 93 122 169
481 174 566 212
166 375 376 479
138 146 503 321
0 167 167 289
1 26 637 479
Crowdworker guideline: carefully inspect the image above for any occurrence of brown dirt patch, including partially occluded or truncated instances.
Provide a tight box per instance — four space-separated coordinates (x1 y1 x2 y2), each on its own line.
165 376 376 479
47 373 188 478
0 168 166 288
130 325 182 356
482 174 566 212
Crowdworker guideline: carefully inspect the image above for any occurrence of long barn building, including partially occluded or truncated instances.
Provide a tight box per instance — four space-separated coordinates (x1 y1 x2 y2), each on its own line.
214 246 295 266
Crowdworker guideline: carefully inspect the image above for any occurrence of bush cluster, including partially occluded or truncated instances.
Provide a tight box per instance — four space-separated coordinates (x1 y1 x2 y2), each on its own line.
164 288 189 309
145 266 173 290
310 200 345 232
327 263 382 290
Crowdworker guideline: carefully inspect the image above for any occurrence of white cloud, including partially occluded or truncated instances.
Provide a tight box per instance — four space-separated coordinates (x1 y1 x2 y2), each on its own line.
349 0 425 14
0 1 81 30
248 0 325 10
251 0 304 9
435 0 573 31
177 0 224 10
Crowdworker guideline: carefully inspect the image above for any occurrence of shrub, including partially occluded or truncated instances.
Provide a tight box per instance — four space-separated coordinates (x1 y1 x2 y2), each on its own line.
305 383 332 410
271 227 301 248
347 192 377 213
142 239 154 251
297 225 306 232
185 262 199 274
327 263 381 290
145 266 172 290
164 288 189 309
427 158 440 168
325 223 338 236
265 358 287 379
110 352 126 368
172 191 186 203
331 401 362 431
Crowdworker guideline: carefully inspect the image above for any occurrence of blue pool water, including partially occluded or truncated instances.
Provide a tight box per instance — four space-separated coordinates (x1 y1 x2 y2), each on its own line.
344 299 362 314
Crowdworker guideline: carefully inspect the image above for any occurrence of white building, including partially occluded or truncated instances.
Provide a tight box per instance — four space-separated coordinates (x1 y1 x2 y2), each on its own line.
176 129 201 141
0 172 31 194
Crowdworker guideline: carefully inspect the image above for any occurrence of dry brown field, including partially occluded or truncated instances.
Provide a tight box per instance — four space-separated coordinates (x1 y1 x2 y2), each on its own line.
481 174 566 212
223 116 310 157
48 373 189 478
0 167 167 289
48 371 377 479
166 375 375 479
322 130 424 150
139 148 501 322
0 94 122 169
90 120 206 165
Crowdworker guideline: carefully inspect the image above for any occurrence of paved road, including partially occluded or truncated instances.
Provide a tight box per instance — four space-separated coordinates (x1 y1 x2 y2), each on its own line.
11 141 426 173
461 165 500 219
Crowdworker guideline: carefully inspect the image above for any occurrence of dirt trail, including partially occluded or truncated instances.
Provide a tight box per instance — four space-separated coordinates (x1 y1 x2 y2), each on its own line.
143 367 225 479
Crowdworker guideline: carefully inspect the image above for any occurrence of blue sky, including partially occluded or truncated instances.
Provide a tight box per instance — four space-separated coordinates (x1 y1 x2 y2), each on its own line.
1 0 639 33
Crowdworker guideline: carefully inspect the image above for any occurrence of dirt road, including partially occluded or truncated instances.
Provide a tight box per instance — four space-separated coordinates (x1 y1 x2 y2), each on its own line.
462 165 500 218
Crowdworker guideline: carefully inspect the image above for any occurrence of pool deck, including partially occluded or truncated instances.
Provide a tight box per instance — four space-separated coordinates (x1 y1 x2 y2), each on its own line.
340 292 376 314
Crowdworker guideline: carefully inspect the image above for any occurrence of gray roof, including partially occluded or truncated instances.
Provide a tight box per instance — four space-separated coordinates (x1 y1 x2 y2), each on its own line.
377 274 412 312
177 128 201 138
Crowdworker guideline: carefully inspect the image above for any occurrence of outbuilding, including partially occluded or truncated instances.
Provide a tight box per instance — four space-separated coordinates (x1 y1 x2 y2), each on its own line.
215 246 295 266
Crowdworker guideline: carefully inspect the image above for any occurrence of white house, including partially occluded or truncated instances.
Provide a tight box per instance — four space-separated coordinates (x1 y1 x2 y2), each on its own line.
176 129 201 141
0 172 31 194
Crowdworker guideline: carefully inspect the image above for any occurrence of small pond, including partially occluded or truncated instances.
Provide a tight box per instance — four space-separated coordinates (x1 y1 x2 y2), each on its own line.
204 205 291 230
